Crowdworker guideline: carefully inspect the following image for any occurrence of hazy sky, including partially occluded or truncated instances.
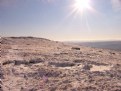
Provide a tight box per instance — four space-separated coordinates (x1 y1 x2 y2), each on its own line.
0 0 121 41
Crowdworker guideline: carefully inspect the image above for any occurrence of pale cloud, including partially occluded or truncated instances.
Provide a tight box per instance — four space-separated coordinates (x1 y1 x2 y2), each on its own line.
111 0 121 12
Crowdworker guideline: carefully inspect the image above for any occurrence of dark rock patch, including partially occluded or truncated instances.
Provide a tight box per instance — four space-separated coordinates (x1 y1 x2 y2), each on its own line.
38 69 61 77
0 66 4 79
83 64 92 70
29 59 44 64
90 71 106 77
73 59 108 66
73 59 83 63
71 47 80 50
2 60 14 65
0 85 3 91
49 62 75 67
3 59 44 66
60 52 68 55
27 68 61 78
14 60 29 65
106 70 121 79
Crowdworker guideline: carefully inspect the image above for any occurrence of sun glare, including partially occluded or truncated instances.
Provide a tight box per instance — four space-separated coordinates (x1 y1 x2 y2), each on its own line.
74 0 90 12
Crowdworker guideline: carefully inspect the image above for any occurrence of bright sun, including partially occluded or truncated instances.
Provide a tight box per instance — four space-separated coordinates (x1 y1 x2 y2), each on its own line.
74 0 90 12
68 0 95 17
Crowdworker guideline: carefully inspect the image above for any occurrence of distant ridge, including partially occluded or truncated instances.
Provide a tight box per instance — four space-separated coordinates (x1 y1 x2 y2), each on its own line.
2 36 51 41
0 37 56 46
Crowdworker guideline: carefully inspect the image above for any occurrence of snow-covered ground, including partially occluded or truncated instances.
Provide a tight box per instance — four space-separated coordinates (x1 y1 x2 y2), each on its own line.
1 37 121 91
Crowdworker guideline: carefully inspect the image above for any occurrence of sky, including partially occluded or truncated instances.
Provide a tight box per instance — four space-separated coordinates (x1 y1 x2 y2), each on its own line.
0 0 121 41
